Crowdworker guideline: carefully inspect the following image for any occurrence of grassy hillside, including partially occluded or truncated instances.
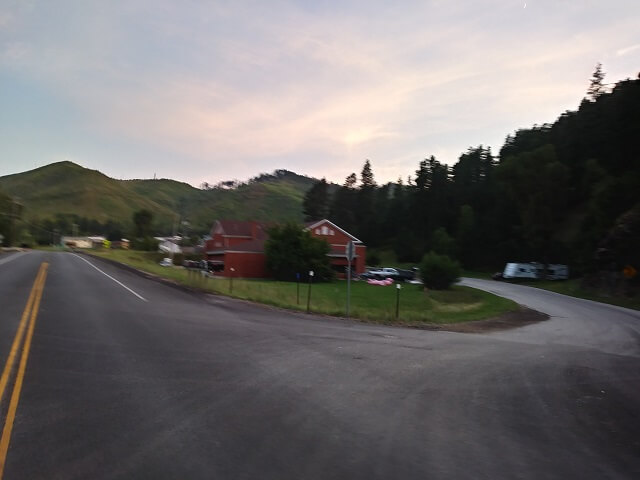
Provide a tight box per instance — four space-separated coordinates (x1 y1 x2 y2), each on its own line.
0 161 318 237
0 162 176 224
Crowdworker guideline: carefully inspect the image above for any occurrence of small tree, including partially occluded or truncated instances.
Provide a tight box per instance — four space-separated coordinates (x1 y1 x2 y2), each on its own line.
131 209 157 250
420 251 461 290
265 222 333 281
133 209 153 238
430 227 456 257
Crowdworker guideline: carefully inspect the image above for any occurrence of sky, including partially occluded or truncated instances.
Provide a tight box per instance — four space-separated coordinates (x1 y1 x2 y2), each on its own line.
1 0 639 187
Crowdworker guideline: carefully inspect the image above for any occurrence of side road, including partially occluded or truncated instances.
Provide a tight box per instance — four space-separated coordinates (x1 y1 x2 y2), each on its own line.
459 277 640 357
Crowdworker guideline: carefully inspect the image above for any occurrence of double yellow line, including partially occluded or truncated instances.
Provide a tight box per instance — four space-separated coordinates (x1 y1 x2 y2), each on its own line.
0 262 48 478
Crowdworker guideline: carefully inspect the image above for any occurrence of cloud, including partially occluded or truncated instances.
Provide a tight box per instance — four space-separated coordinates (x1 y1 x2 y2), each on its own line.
1 1 640 184
616 43 640 57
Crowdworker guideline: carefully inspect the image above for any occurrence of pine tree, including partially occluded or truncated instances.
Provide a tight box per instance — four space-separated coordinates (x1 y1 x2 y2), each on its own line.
302 178 329 221
586 62 606 101
360 160 376 189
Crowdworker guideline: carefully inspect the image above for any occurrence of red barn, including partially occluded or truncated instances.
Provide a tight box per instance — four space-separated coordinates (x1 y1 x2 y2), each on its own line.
204 219 366 278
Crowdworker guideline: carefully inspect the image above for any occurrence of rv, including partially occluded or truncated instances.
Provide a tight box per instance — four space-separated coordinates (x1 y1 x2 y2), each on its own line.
501 263 569 280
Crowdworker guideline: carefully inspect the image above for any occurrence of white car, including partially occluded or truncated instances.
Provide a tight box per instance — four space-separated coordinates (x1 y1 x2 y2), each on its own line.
159 257 173 267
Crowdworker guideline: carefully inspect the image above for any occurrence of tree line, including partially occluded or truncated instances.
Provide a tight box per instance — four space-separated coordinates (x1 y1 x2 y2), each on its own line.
303 73 640 275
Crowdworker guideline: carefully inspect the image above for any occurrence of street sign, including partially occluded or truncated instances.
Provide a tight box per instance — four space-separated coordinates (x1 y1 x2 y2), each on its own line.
345 241 355 262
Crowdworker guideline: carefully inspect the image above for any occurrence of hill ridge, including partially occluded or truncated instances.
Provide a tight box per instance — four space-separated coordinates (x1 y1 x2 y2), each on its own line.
0 161 318 235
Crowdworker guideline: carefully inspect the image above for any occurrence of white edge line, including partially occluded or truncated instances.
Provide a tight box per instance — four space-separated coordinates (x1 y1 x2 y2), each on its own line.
70 253 147 302
0 251 26 266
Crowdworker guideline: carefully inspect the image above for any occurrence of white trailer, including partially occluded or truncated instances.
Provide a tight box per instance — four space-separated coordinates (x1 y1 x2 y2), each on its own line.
502 263 569 280
503 263 538 279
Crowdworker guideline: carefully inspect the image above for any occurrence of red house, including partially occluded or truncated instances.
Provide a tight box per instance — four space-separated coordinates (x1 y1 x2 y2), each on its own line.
305 219 366 277
204 219 366 278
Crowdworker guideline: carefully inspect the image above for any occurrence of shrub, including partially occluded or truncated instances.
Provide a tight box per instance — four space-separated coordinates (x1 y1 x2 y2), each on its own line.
420 251 461 290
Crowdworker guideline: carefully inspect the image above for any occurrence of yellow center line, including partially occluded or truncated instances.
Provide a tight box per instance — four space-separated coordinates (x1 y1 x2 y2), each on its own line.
0 262 48 479
0 263 45 405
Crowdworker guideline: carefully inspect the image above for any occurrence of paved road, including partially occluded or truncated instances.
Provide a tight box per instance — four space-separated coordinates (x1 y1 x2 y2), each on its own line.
1 251 639 479
459 278 640 357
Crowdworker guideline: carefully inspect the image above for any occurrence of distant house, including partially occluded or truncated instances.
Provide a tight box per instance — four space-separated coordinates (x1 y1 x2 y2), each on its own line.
158 239 182 255
62 236 106 249
204 220 271 277
304 219 366 276
62 236 93 249
154 236 183 255
204 219 366 278
111 238 130 250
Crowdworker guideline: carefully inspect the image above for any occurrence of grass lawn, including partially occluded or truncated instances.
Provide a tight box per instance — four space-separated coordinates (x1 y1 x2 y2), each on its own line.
87 249 518 325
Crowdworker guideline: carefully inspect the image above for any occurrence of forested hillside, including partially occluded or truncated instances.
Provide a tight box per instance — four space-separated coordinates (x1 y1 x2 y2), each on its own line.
306 76 639 276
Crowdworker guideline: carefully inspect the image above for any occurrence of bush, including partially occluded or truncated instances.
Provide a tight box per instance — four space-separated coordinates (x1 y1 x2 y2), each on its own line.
420 251 461 290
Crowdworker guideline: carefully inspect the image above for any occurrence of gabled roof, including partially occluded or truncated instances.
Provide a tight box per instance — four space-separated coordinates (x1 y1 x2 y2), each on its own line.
304 219 362 243
205 237 266 255
212 220 269 238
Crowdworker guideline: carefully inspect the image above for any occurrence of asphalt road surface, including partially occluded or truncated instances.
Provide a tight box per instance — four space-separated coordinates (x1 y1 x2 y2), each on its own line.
1 251 638 479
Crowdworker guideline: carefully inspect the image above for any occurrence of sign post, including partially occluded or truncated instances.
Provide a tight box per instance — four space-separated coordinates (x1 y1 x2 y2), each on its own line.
307 270 314 313
395 283 401 319
345 241 355 318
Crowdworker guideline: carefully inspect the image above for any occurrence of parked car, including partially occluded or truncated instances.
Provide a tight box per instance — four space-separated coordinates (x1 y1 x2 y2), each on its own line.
362 267 416 282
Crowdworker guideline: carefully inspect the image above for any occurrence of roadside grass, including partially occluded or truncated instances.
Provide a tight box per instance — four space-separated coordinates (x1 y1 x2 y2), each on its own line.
88 249 519 325
516 278 640 310
461 270 494 280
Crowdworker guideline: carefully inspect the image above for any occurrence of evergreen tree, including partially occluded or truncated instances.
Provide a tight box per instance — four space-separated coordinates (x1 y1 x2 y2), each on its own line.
355 160 377 242
586 62 606 102
329 173 358 233
360 160 376 189
302 178 330 221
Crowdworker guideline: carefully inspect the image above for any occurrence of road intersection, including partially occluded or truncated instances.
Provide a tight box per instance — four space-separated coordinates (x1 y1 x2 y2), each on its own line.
1 251 638 479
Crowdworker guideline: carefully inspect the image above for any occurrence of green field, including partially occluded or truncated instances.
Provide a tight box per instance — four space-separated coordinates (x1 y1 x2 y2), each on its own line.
88 249 518 325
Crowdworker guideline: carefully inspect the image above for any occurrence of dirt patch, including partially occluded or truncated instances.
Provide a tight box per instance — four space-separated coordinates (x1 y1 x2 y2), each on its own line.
409 307 549 333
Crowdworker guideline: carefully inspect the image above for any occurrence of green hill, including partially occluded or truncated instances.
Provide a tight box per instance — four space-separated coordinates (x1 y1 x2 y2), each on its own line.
0 162 318 240
0 162 176 224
